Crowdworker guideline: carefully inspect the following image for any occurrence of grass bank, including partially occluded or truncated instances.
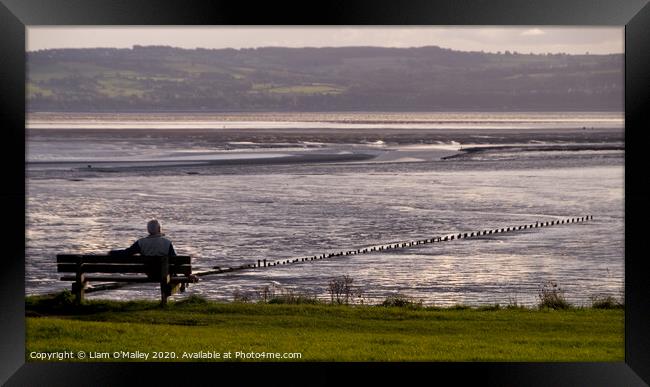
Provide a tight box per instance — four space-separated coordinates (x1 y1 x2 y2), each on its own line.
25 295 623 362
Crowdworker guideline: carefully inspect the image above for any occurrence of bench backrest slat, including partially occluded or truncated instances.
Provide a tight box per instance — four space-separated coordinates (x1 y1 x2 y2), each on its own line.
56 255 192 276
58 263 150 274
56 255 190 265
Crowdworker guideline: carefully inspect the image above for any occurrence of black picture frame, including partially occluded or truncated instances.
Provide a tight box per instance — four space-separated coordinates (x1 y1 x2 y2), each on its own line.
1 0 648 385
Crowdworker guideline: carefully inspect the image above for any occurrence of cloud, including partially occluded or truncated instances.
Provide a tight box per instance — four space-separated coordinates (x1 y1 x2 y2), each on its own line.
521 28 546 36
27 26 622 54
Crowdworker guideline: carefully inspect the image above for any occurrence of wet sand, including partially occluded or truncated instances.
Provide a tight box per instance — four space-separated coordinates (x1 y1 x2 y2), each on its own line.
28 126 624 145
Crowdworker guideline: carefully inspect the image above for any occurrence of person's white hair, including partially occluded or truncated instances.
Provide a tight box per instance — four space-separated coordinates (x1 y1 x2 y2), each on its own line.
147 219 161 235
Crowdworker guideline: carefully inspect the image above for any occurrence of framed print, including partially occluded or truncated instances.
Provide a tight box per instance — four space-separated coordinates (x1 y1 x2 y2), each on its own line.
1 0 649 385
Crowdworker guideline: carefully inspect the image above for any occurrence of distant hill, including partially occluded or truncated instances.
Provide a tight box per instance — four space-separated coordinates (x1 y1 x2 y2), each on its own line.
26 45 623 112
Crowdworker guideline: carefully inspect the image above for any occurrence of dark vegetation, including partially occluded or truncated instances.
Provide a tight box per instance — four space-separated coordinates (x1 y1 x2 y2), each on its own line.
27 45 623 112
537 280 572 310
590 295 625 309
226 277 622 311
28 274 622 312
380 294 423 309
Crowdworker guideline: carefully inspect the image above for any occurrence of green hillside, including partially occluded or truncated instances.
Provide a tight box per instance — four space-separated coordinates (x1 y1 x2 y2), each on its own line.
27 46 623 112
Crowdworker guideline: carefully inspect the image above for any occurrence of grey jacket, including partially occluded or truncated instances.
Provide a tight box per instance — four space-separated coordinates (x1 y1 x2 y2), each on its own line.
110 234 176 256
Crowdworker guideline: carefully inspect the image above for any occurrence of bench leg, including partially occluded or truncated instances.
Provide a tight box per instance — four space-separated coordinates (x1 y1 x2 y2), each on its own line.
160 282 170 306
73 272 86 305
160 282 182 304
159 257 170 306
72 281 85 305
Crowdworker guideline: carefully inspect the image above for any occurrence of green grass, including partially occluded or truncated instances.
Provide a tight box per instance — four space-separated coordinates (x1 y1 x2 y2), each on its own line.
26 83 54 97
267 84 345 95
163 61 233 76
25 295 623 362
95 77 148 97
134 75 186 82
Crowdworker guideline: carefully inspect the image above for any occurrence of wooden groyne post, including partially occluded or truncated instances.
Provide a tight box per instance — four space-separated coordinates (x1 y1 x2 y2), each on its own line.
187 215 594 279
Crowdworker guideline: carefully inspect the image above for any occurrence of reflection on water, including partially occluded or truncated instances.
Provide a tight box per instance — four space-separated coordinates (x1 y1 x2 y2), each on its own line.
25 119 624 306
27 111 625 130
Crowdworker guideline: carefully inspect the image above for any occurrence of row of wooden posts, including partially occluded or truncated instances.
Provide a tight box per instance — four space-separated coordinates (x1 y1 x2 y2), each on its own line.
195 215 593 277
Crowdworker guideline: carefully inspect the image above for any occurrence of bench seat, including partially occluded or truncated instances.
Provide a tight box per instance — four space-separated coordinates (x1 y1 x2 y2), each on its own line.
59 275 195 283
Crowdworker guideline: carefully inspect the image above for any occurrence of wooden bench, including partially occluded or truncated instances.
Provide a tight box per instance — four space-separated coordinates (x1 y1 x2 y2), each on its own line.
56 254 196 305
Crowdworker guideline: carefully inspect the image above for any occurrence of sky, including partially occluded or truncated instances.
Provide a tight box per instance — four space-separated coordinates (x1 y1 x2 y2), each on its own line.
27 26 624 55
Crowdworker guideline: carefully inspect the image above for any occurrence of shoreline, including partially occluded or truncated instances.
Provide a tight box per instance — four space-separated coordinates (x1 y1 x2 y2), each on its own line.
26 111 624 131
26 110 625 122
25 292 625 312
26 152 379 171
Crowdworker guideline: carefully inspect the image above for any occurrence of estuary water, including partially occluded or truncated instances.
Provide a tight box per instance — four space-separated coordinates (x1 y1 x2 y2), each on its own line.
25 112 625 306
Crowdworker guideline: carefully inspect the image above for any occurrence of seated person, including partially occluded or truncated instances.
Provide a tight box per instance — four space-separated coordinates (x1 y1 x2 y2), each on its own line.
110 219 176 257
110 219 195 289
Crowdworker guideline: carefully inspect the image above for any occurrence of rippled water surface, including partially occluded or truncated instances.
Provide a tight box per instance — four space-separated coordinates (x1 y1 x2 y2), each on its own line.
26 113 624 306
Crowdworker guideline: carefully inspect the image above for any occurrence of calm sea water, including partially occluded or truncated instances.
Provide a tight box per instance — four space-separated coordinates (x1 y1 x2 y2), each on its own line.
25 112 625 306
